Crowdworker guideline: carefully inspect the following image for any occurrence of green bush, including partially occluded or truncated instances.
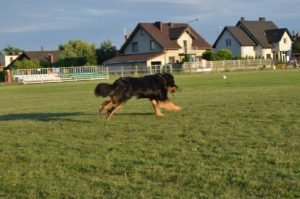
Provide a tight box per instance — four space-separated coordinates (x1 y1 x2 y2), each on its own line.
216 48 232 60
11 59 40 69
202 50 216 61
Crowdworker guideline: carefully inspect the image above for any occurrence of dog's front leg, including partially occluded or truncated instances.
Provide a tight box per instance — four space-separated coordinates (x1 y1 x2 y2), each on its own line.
150 100 164 116
106 103 124 120
99 99 113 112
159 100 182 111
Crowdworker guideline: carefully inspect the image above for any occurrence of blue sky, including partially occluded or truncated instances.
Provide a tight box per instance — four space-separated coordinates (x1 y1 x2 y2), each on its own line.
0 0 299 51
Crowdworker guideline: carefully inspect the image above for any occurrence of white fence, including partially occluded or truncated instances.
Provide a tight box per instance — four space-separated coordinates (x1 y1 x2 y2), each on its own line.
12 66 109 84
109 64 173 76
182 59 274 72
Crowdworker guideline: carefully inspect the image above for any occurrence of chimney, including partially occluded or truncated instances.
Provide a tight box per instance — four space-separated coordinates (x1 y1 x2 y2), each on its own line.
168 22 174 28
154 21 163 32
48 54 54 63
259 17 265 21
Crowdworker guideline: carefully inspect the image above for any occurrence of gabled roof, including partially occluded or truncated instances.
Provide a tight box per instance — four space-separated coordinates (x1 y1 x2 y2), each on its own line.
104 52 164 64
213 26 256 47
237 18 278 48
22 50 64 63
119 21 211 53
7 50 64 68
265 28 292 43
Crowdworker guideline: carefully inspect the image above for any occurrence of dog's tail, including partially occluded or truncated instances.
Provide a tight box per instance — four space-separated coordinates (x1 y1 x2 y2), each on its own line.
94 83 114 97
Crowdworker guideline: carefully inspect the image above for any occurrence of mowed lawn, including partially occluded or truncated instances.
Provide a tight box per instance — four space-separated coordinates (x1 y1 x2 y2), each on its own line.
0 70 299 198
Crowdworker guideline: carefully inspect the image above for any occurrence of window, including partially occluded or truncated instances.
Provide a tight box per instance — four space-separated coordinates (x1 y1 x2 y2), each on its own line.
150 40 155 50
132 42 138 52
183 40 188 54
226 39 231 47
283 38 287 44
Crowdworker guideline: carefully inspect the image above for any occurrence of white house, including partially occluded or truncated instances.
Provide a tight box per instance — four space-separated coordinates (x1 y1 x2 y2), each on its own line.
104 21 211 69
0 54 19 68
213 17 293 62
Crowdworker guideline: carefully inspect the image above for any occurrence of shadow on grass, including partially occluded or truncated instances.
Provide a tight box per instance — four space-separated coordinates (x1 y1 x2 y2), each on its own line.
0 112 157 122
0 112 89 122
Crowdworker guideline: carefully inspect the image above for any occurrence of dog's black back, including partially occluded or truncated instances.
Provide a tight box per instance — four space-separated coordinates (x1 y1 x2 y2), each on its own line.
95 73 177 103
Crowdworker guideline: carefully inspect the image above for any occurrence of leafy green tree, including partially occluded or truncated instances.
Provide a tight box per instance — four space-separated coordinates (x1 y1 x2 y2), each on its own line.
216 48 232 60
2 45 22 55
96 40 117 65
11 59 40 69
202 50 216 61
58 40 97 66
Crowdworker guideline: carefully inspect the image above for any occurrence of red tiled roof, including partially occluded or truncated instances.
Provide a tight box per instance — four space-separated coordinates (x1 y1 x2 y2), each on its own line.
119 21 211 53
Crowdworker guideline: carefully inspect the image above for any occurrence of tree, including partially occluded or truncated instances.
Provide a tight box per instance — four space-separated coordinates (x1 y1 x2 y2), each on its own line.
292 39 300 53
58 40 97 66
96 40 117 65
216 48 232 60
2 45 22 55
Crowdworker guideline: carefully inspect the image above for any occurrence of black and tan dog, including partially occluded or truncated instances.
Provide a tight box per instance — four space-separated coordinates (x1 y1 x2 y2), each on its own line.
94 73 181 120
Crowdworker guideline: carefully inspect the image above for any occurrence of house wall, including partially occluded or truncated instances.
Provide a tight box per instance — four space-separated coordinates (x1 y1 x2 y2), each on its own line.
123 29 163 55
241 46 256 58
177 32 192 55
272 31 293 61
0 55 19 67
254 46 273 59
214 31 242 58
278 32 292 52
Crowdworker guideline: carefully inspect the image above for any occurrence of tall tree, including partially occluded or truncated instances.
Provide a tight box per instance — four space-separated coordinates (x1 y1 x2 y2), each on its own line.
58 40 97 66
292 39 300 53
96 40 117 65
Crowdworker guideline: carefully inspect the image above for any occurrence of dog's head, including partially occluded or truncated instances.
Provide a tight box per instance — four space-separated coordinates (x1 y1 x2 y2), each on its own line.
161 73 178 93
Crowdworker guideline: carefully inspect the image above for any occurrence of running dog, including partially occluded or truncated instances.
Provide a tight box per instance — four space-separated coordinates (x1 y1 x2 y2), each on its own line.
94 73 181 120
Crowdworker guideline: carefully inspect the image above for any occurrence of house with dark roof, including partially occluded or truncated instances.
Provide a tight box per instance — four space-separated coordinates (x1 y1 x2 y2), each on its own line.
8 50 63 68
104 21 211 69
213 17 293 62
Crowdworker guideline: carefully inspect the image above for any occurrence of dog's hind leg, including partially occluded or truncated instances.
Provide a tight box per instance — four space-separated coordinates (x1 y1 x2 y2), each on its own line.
150 100 164 116
99 99 113 112
159 100 182 111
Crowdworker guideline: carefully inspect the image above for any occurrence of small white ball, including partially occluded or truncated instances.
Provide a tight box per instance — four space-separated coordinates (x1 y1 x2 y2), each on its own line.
223 75 227 79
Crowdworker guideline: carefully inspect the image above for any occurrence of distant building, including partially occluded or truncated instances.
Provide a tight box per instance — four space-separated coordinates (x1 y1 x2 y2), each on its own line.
213 17 293 62
104 21 211 69
0 54 19 68
7 50 63 68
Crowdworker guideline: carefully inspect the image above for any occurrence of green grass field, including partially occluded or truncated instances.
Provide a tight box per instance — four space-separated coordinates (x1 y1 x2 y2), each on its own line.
0 70 299 198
